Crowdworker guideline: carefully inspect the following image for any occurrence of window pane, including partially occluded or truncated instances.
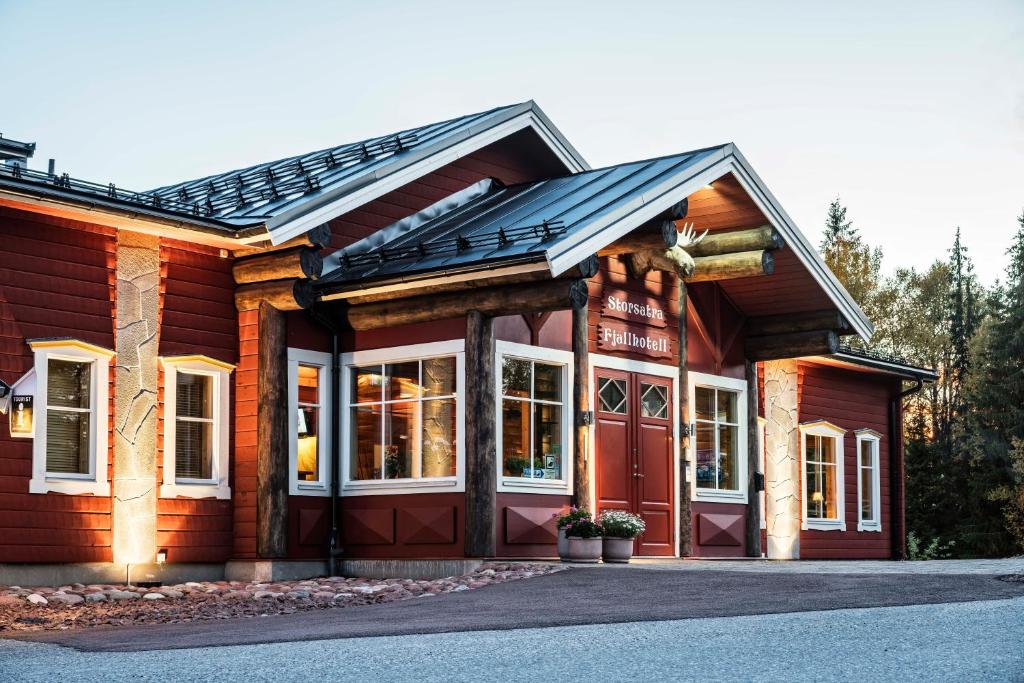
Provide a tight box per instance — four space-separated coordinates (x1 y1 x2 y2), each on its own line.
351 405 382 480
860 440 873 468
806 460 838 520
176 373 212 419
534 402 562 480
598 377 627 414
819 435 836 464
175 420 212 479
717 390 738 423
806 434 818 462
695 387 714 422
823 464 838 518
297 405 319 481
351 365 383 404
384 401 417 479
533 363 561 402
861 465 874 521
422 357 456 397
640 383 668 419
422 398 456 477
695 423 715 489
386 361 420 401
297 364 319 405
502 358 530 398
718 424 738 490
47 359 91 409
502 399 529 477
46 410 90 474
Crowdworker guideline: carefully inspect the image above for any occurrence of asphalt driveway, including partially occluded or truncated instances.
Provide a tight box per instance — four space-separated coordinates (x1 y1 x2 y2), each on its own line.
9 567 1024 652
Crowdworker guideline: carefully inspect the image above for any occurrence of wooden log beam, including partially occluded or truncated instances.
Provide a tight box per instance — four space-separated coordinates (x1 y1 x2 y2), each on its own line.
678 279 693 557
745 359 762 557
234 224 332 258
598 220 678 256
686 225 782 258
687 250 774 283
572 305 591 512
235 279 315 311
256 301 288 558
233 247 323 284
746 309 852 337
345 278 589 331
464 310 496 558
745 329 839 362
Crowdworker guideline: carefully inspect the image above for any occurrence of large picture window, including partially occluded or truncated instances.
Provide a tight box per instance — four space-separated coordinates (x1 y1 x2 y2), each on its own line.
800 421 846 531
688 372 748 503
27 339 114 496
343 341 464 494
160 356 234 500
856 430 882 532
496 342 572 494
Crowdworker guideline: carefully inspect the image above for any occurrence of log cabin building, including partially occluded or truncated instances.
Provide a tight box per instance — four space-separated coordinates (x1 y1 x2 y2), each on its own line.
0 103 936 583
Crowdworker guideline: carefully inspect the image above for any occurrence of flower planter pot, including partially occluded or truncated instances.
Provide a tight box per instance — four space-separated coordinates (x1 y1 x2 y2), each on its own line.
557 528 570 559
602 536 634 563
567 536 603 563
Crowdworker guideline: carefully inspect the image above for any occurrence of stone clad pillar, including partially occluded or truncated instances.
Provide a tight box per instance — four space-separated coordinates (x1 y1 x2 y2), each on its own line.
112 232 160 565
762 359 800 560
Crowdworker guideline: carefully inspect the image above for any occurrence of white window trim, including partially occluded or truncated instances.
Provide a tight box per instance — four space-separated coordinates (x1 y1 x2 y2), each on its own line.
688 371 748 505
800 420 847 531
340 339 465 496
159 356 234 500
495 341 574 496
288 348 332 497
856 429 882 532
28 339 114 496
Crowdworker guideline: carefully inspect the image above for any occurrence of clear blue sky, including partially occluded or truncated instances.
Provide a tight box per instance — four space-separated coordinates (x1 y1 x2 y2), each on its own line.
3 0 1022 283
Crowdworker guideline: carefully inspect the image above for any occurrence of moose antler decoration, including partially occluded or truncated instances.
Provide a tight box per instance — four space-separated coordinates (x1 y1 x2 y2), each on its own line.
627 221 708 279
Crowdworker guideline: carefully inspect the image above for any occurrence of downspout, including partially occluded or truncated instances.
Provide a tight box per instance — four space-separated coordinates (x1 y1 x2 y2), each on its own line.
308 307 343 576
890 377 924 560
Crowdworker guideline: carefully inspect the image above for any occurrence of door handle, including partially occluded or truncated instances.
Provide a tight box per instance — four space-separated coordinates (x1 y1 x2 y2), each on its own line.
634 473 645 478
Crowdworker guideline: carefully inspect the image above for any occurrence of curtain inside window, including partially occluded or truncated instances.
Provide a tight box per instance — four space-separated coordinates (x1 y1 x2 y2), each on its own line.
45 359 92 474
175 373 213 480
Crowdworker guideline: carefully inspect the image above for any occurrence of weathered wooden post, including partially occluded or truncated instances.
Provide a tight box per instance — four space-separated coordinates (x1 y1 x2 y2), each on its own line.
572 304 591 512
745 359 762 557
256 301 288 558
464 310 497 557
678 279 693 557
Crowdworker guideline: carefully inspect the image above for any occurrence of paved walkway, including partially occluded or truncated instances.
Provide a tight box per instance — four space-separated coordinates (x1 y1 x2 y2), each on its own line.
3 597 1022 682
590 557 1024 574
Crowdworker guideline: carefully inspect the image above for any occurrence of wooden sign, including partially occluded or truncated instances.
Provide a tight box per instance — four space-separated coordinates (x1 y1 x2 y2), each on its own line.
597 321 672 359
600 288 667 328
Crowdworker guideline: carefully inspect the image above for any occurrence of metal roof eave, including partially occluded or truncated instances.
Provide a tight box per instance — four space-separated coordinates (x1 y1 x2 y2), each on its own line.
263 102 590 247
818 351 938 382
542 144 875 342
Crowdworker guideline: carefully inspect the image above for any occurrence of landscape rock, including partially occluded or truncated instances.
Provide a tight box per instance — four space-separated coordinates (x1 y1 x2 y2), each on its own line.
26 594 47 605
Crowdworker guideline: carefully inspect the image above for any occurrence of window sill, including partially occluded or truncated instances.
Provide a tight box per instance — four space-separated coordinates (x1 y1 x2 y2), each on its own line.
30 477 110 496
857 522 882 533
498 478 571 495
693 489 748 505
290 482 331 497
160 483 231 500
342 477 462 497
803 519 847 532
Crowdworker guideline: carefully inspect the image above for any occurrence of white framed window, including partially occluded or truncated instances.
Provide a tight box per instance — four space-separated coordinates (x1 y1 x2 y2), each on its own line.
800 420 846 531
689 371 747 504
856 429 882 532
160 356 234 500
27 339 114 496
341 340 464 496
288 348 332 496
496 341 574 495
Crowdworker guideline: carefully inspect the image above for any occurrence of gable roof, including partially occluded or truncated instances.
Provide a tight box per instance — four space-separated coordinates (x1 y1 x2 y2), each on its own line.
0 101 587 246
317 143 874 341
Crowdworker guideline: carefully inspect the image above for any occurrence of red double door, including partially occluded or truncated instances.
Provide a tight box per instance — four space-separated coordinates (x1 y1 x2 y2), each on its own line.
594 368 675 556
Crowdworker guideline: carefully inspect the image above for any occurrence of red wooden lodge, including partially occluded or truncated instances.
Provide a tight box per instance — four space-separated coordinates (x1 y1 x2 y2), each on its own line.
0 104 936 583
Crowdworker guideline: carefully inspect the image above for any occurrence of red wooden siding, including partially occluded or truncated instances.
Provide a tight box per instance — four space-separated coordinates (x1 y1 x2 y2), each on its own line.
233 309 258 558
0 208 116 563
156 241 237 563
340 493 464 559
797 361 897 559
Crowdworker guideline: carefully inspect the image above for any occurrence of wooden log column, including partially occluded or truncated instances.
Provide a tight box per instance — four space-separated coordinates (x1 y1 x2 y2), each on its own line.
745 359 762 556
464 310 497 558
572 305 591 512
678 279 693 557
256 301 289 558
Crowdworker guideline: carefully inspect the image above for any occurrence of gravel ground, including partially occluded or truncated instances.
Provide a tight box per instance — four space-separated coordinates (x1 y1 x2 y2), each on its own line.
0 563 561 633
2 597 1021 682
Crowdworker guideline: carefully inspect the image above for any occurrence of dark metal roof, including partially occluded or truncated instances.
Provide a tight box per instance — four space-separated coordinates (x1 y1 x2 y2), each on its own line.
832 344 938 381
146 103 531 227
0 134 36 160
318 146 726 289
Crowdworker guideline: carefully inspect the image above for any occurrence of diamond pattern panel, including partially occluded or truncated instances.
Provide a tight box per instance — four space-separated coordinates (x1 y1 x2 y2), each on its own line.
397 506 456 545
698 512 744 546
505 506 559 545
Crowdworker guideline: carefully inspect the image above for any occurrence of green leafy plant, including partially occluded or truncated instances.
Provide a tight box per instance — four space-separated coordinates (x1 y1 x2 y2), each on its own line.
553 506 591 530
564 518 603 539
598 510 646 539
907 531 955 560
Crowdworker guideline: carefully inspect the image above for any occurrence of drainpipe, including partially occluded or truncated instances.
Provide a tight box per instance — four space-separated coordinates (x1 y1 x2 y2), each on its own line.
890 377 923 560
308 307 343 576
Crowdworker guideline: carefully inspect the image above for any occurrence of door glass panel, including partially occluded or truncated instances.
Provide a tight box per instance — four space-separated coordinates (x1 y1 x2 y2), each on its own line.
598 377 627 414
640 383 668 419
